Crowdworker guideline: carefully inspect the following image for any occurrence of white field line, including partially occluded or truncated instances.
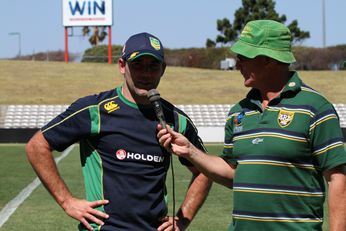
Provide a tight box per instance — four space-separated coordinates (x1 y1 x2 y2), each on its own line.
0 144 75 228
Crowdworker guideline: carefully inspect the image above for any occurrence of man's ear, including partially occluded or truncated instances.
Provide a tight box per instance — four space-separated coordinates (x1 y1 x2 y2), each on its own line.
118 58 126 74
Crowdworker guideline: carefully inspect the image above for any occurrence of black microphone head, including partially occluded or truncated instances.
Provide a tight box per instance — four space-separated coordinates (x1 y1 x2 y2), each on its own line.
147 89 166 127
147 89 161 102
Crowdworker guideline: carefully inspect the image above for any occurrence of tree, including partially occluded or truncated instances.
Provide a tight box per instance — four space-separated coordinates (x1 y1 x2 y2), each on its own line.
82 26 108 46
206 0 310 47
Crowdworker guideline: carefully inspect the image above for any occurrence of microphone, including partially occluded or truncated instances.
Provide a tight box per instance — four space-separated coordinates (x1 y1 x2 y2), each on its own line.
147 89 167 128
148 89 176 231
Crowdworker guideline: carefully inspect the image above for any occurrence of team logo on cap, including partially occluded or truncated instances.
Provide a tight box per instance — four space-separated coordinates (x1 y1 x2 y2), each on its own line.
278 109 294 127
129 52 139 60
116 149 127 160
149 37 161 50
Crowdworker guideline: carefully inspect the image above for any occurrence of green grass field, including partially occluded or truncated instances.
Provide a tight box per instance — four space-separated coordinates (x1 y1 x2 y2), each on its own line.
0 144 232 231
0 144 332 230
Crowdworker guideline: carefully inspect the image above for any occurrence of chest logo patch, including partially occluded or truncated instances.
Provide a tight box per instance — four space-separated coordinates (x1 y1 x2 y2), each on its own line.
233 112 245 126
104 101 120 113
116 149 127 160
252 137 264 145
233 111 244 133
278 109 294 127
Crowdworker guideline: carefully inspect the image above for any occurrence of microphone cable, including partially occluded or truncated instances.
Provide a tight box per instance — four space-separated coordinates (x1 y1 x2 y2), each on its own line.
170 151 176 231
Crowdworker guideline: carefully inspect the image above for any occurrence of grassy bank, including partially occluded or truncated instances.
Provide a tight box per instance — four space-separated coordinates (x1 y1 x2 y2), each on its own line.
0 60 345 104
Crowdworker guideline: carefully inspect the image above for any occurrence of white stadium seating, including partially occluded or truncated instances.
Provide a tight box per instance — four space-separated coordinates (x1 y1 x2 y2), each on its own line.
1 105 69 129
1 104 346 128
1 104 346 142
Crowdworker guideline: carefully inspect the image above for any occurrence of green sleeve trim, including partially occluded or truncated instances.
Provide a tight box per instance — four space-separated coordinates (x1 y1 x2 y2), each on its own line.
178 113 187 134
80 140 105 212
89 106 100 135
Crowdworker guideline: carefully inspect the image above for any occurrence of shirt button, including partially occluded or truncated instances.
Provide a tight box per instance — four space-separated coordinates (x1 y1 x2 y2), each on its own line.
288 82 296 87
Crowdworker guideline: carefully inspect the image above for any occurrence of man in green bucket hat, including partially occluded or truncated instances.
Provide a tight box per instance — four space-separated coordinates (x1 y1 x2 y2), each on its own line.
230 20 296 63
157 20 346 230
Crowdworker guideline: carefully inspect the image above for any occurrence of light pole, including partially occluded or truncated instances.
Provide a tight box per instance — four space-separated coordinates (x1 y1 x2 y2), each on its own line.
8 32 21 57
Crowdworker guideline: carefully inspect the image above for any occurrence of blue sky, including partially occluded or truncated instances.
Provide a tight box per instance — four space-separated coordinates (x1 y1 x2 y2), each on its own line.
1 0 345 59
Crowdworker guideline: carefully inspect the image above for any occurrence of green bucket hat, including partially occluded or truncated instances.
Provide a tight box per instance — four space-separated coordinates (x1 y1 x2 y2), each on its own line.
230 20 296 64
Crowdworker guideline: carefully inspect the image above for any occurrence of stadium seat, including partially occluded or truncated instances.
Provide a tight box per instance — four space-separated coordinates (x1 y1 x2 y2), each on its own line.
1 104 346 129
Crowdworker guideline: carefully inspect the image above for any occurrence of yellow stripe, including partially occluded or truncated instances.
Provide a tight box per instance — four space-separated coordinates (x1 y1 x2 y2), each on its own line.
234 217 321 223
42 105 94 133
301 87 319 94
246 111 259 116
42 96 119 133
267 107 314 117
313 143 344 156
98 95 119 106
239 161 315 170
227 111 259 121
223 145 233 149
234 134 306 142
228 111 259 117
310 115 338 131
234 189 323 197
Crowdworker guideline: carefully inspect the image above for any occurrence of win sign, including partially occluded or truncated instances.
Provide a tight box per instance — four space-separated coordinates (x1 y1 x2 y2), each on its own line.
62 0 113 26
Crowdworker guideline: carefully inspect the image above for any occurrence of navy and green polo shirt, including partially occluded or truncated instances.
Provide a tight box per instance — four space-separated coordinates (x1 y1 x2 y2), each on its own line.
42 86 205 231
222 72 346 230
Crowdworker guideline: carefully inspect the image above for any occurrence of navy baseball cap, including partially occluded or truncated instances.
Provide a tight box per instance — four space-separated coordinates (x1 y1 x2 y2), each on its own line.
121 32 164 62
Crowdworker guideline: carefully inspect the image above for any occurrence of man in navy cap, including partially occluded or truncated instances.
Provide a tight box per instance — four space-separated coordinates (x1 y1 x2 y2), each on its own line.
26 32 211 231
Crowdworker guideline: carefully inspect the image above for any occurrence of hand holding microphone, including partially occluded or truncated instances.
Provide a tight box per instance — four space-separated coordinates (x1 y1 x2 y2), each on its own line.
148 89 193 158
148 89 174 154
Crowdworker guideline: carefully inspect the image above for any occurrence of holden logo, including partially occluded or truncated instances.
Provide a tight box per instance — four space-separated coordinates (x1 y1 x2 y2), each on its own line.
116 149 127 160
